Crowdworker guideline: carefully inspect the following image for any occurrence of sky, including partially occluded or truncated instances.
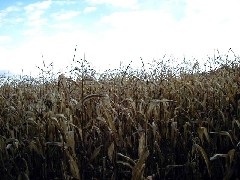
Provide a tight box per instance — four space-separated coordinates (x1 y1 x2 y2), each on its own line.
0 0 240 76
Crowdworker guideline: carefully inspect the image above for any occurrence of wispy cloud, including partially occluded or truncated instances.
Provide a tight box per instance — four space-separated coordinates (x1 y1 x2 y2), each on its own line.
0 36 11 42
22 28 44 36
26 18 48 28
0 3 25 27
87 0 139 9
24 1 52 21
0 13 5 25
51 11 81 21
49 23 74 30
21 1 52 35
15 18 24 23
180 0 240 52
0 5 20 26
83 6 97 13
28 10 45 21
5 6 21 13
24 1 52 12
53 0 77 6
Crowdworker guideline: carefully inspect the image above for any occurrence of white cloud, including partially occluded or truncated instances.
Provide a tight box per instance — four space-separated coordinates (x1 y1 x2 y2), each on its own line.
0 5 20 21
184 0 240 28
83 6 97 13
0 40 49 75
53 0 77 6
5 6 20 13
49 23 74 29
1 0 240 76
0 47 11 70
87 0 139 9
15 18 24 23
0 36 11 42
0 46 32 75
93 2 240 67
24 1 52 12
0 10 7 25
178 0 240 56
26 18 48 28
23 1 52 30
27 10 45 21
51 11 81 21
0 31 90 75
0 6 23 26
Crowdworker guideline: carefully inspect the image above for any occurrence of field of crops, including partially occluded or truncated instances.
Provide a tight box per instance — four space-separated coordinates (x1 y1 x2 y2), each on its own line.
0 53 240 179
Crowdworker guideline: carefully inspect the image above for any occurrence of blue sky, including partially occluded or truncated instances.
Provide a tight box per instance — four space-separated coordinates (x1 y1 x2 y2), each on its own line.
0 0 240 76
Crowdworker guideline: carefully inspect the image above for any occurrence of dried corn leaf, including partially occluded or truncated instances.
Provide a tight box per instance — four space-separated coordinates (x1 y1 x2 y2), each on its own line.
138 100 145 114
70 123 83 141
108 142 114 162
132 147 149 180
29 141 43 156
150 99 175 103
82 94 106 105
98 97 117 134
66 150 80 179
105 113 117 133
17 172 30 180
152 122 157 139
183 122 191 141
58 119 68 134
90 145 103 162
55 113 67 119
138 133 145 158
197 127 210 144
232 119 240 129
117 161 134 169
171 121 178 146
147 101 155 119
66 131 75 151
202 93 207 109
26 118 38 125
117 153 135 166
210 131 234 145
192 144 211 177
227 149 235 168
0 135 6 150
45 141 67 148
218 109 226 122
210 153 228 161
58 74 67 89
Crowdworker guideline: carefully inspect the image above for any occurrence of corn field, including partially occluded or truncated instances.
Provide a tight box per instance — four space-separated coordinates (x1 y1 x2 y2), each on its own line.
0 53 240 179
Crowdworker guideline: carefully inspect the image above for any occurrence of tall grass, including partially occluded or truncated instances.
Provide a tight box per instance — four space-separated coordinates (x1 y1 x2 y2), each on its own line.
0 50 240 179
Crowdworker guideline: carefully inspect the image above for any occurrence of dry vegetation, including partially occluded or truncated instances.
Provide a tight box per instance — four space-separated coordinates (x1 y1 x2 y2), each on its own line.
0 51 240 179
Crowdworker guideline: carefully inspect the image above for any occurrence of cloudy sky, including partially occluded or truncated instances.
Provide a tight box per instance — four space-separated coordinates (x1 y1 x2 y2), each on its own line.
0 0 240 76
